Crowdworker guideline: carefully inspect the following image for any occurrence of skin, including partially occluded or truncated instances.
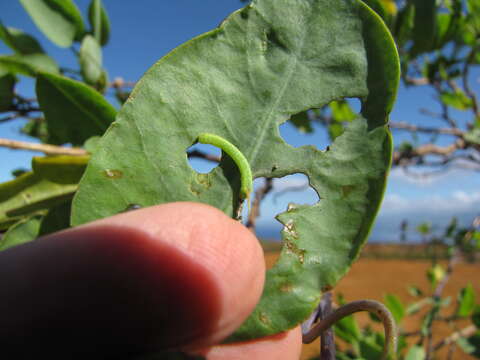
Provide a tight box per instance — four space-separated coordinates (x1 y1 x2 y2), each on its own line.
0 202 302 359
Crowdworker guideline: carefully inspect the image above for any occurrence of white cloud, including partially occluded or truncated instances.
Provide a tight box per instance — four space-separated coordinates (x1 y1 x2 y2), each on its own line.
388 167 476 187
381 191 480 214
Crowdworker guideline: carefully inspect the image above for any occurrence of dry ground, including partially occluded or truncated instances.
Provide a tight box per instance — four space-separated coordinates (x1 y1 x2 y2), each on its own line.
264 252 480 360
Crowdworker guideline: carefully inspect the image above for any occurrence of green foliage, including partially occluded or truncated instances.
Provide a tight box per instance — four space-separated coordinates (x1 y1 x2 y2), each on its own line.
457 283 476 317
0 214 42 251
36 72 116 145
79 34 103 86
88 0 110 46
440 89 473 110
0 155 88 231
0 68 15 111
19 0 84 47
0 22 44 54
404 345 425 360
384 293 405 324
0 53 59 76
333 218 480 360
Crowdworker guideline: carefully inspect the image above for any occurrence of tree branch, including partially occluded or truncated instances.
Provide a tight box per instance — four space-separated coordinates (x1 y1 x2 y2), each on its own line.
433 325 477 352
187 150 220 163
390 122 464 136
0 138 88 156
246 178 273 231
393 139 467 166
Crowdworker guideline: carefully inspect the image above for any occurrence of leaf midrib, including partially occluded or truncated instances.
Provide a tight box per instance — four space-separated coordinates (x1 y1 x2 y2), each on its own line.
245 9 310 167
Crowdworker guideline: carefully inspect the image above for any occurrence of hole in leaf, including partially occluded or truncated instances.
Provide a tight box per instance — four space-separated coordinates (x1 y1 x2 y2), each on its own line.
244 174 319 242
279 97 362 148
186 143 221 174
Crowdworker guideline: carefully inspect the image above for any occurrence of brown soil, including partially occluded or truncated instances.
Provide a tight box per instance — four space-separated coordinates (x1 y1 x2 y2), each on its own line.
264 252 480 360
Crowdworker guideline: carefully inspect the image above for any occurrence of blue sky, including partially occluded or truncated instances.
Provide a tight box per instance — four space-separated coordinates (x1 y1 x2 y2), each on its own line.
1 1 479 242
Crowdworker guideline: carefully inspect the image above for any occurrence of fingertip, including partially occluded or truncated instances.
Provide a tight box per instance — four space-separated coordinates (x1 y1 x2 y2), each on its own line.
199 326 303 360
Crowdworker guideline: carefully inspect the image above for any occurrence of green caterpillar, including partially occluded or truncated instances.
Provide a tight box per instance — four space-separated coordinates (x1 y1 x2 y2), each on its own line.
197 133 253 210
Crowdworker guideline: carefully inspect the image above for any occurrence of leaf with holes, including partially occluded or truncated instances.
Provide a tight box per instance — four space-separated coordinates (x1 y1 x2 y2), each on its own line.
72 0 399 341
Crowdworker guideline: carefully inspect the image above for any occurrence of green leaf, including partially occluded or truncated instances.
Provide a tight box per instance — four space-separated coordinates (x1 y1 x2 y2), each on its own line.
384 293 405 324
462 331 480 358
72 0 400 341
440 90 473 111
0 23 44 54
38 200 71 236
393 2 415 48
0 215 42 251
416 222 431 235
0 155 87 229
32 155 89 184
36 72 117 145
407 285 423 298
328 122 345 140
19 0 84 48
0 53 58 76
21 118 49 142
456 336 477 355
406 298 432 316
289 111 313 134
0 69 16 111
405 345 425 360
79 35 103 86
361 0 396 28
88 0 110 46
472 305 480 328
411 0 437 56
335 314 362 343
331 100 357 122
358 335 384 360
426 264 445 288
457 283 476 317
84 136 101 153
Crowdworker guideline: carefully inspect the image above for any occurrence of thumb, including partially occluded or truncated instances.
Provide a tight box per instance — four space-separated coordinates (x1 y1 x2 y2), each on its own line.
0 202 265 358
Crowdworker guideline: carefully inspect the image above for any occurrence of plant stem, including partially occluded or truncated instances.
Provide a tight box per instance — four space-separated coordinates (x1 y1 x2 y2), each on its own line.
319 292 336 360
303 299 397 360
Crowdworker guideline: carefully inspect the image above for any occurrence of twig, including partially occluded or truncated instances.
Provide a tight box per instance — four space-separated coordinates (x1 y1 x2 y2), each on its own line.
405 76 430 86
187 150 220 163
425 249 461 360
0 138 88 156
393 139 467 166
0 114 20 123
246 178 273 230
319 292 336 360
433 325 477 352
390 122 464 136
